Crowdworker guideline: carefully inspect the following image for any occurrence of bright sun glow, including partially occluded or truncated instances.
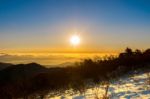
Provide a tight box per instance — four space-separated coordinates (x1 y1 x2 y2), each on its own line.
70 35 80 46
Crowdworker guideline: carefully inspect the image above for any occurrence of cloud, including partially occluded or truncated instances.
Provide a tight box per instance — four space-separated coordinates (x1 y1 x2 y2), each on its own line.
0 53 80 66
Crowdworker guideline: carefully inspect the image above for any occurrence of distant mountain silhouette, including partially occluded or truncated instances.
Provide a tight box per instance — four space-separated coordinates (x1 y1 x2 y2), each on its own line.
0 62 12 70
58 62 74 67
0 63 48 83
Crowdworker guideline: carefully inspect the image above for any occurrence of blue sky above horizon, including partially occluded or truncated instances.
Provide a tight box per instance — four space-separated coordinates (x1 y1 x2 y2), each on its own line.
0 0 150 53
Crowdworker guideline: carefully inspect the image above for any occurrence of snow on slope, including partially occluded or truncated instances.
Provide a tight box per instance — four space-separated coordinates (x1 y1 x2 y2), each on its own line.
50 71 150 99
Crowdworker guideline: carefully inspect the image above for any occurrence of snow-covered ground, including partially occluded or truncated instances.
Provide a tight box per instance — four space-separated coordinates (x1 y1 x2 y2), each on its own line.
48 71 150 99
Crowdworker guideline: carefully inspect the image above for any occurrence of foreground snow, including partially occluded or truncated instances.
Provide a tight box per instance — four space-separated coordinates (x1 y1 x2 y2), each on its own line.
50 71 150 99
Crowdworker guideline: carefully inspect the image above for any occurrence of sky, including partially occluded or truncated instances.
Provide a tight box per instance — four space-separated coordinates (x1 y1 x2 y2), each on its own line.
0 0 150 54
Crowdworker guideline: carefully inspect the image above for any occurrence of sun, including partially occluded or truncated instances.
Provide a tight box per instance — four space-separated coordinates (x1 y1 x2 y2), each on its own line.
70 35 80 46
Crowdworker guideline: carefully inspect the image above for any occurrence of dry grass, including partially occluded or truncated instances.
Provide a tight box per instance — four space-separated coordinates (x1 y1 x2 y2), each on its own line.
145 72 150 90
93 81 110 99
